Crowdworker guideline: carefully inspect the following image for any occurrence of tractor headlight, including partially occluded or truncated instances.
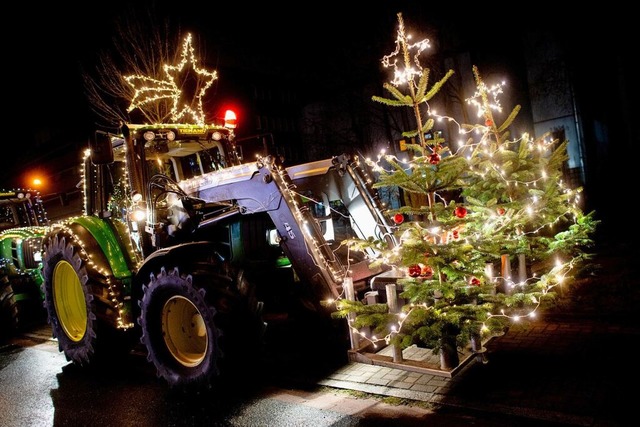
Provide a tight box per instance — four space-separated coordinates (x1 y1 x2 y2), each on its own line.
130 207 147 222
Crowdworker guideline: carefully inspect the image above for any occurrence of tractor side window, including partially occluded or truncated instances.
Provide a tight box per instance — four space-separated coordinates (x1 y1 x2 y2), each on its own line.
199 147 226 172
308 198 327 219
300 192 328 219
177 155 200 180
106 161 131 220
32 200 48 226
0 205 16 230
329 200 359 242
300 191 334 240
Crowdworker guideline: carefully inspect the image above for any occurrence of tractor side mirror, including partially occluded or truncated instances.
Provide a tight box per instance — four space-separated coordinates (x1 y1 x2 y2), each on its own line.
91 131 115 165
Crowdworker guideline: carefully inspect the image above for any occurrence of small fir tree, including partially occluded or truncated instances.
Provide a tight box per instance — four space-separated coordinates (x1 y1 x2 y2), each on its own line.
333 13 598 360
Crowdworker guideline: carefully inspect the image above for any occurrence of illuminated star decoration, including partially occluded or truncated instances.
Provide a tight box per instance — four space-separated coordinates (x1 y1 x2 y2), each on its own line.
380 13 430 88
466 78 506 118
125 33 217 125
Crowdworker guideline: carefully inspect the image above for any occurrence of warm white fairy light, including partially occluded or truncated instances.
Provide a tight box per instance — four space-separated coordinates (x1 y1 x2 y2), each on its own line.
479 254 581 328
44 221 134 330
203 160 348 290
466 79 506 117
381 14 430 88
333 18 594 365
125 33 217 125
355 153 585 350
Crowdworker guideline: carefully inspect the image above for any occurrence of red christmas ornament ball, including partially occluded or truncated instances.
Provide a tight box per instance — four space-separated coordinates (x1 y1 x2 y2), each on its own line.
454 206 467 218
497 207 506 215
485 119 493 127
408 264 422 277
428 153 441 165
469 277 481 286
393 213 404 224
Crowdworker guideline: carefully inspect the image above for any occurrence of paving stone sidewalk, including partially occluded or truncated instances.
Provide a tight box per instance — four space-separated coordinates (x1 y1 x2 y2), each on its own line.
316 236 639 426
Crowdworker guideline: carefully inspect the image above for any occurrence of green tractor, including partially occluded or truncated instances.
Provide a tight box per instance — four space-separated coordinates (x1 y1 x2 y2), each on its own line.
40 122 394 391
0 189 49 341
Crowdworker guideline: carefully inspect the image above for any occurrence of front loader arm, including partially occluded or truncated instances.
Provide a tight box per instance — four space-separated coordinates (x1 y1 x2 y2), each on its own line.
182 156 345 300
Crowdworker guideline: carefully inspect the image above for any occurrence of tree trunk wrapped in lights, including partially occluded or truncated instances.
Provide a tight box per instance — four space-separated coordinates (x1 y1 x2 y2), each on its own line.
332 13 598 368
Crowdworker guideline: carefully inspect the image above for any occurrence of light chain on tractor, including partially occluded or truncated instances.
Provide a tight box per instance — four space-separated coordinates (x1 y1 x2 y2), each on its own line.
40 121 395 391
0 189 49 341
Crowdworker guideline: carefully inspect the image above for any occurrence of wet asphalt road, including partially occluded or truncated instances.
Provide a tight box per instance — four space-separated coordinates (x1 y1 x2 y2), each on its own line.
3 230 636 427
0 332 363 427
0 324 564 427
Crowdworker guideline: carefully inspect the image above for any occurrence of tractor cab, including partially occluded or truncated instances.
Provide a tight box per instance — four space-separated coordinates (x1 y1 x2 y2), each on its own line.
0 190 49 231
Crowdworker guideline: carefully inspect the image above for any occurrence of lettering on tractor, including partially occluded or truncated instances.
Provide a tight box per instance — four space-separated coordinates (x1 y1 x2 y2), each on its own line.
40 119 396 391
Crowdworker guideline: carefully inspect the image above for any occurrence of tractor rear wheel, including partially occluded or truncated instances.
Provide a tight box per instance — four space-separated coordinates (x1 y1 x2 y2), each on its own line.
12 276 47 331
42 232 133 365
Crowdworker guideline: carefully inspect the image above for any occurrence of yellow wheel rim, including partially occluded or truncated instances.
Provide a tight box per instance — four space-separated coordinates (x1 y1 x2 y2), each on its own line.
162 296 207 367
52 260 87 342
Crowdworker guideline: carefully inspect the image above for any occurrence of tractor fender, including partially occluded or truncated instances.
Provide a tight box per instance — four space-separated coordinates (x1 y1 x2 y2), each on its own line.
0 226 47 270
44 218 137 327
134 241 222 290
57 216 134 280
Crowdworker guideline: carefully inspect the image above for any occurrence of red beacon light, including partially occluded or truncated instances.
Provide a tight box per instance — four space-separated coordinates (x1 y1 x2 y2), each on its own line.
224 110 237 129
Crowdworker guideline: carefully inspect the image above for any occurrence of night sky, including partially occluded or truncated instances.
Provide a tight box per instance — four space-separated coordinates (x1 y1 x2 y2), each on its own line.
12 2 610 131
10 2 397 129
4 2 412 187
4 1 636 216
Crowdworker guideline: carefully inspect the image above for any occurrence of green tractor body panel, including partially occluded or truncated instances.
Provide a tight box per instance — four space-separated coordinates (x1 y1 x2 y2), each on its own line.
66 216 133 280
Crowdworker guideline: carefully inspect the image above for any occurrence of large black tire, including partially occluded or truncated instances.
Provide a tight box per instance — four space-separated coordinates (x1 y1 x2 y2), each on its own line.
0 280 18 342
42 232 134 366
11 276 47 331
139 264 265 391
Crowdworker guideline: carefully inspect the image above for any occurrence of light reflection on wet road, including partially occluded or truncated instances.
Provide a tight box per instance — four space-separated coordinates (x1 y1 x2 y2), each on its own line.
0 337 361 427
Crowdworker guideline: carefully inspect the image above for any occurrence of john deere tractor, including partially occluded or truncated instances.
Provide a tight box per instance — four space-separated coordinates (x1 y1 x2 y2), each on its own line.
0 189 49 341
40 119 394 391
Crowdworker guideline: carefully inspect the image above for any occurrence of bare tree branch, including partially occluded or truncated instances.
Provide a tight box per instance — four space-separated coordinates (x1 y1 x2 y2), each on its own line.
81 4 185 128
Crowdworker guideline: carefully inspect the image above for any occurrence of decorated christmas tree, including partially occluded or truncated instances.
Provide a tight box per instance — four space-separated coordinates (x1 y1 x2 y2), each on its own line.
333 13 598 367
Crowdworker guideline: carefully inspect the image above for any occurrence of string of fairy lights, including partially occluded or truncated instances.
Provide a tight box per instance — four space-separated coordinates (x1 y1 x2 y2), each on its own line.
46 19 588 360
45 147 142 330
125 33 217 125
340 160 582 347
46 220 135 330
327 15 589 352
380 12 431 89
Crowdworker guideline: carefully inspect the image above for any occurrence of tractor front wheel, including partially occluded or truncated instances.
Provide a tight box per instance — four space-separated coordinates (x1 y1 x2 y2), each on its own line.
139 262 266 391
139 266 221 391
